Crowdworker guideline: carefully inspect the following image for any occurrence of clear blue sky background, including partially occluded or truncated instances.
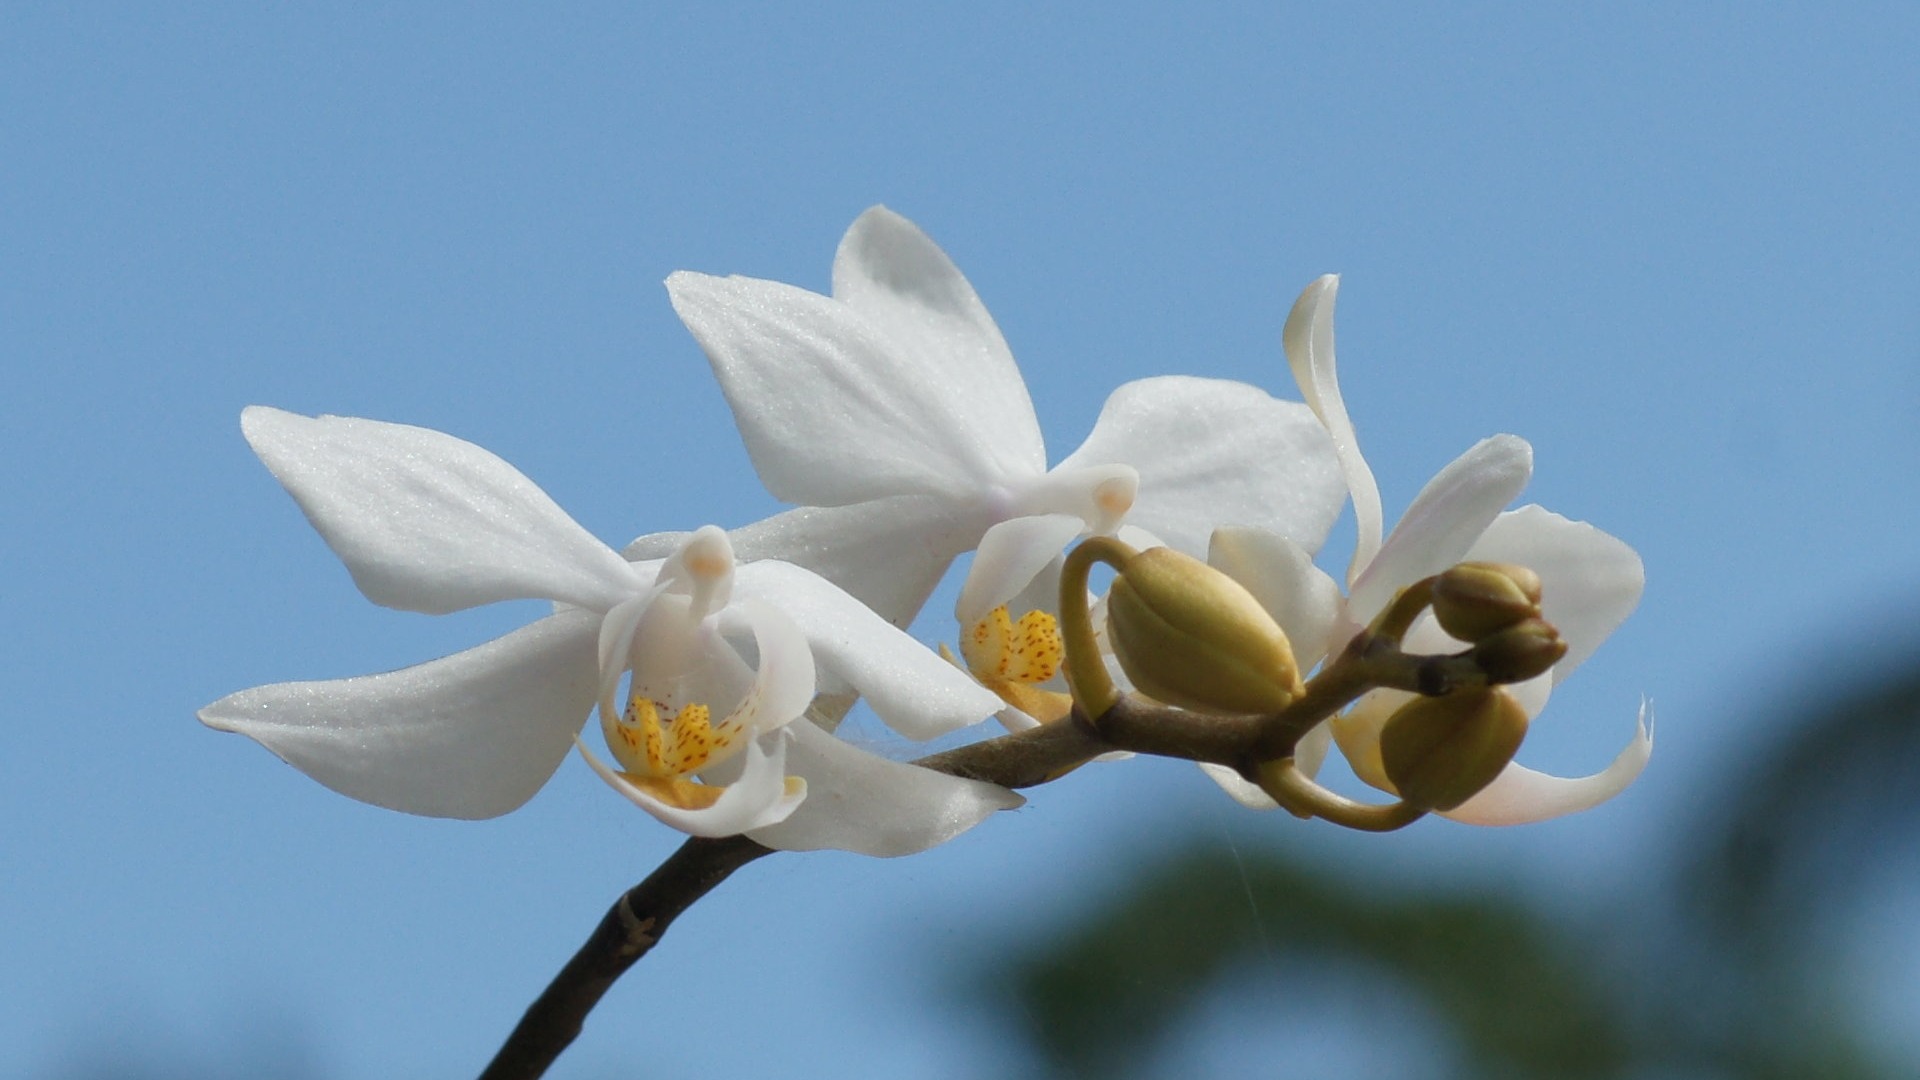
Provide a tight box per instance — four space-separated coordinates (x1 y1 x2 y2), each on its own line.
5 4 1918 1077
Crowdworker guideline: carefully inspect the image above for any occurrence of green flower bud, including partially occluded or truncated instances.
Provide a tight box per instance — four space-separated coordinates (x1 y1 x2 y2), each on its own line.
1431 561 1543 642
1104 546 1304 715
1469 617 1568 684
1379 687 1529 811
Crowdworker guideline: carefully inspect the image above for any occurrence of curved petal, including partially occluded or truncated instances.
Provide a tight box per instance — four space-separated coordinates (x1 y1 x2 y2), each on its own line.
722 597 819 737
1283 275 1383 581
1207 527 1345 670
1444 704 1654 825
597 589 660 726
746 718 1022 856
199 609 602 819
1055 377 1345 557
580 729 806 837
830 206 1045 476
956 513 1086 628
667 271 1019 504
627 495 992 630
1348 434 1533 623
241 407 643 614
732 561 1004 740
1466 505 1644 679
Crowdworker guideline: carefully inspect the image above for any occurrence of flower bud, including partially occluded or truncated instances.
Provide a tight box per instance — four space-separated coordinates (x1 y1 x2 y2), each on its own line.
1469 617 1567 684
1104 546 1304 715
1431 562 1543 642
1379 687 1529 811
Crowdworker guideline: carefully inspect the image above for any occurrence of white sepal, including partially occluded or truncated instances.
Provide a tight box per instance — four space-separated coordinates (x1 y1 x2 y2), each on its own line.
1443 704 1654 825
667 271 1021 505
1465 505 1644 679
1283 275 1384 583
830 206 1046 480
241 407 646 615
747 719 1022 856
199 609 601 819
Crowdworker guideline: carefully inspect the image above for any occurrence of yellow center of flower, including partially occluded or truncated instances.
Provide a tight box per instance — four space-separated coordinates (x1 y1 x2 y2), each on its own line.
949 605 1073 725
604 695 739 780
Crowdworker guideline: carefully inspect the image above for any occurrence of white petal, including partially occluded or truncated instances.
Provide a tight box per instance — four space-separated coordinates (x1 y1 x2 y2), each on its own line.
1466 505 1644 679
830 206 1045 477
667 271 1019 505
1295 719 1335 779
579 730 806 837
746 719 1022 856
241 407 643 614
955 513 1086 628
1283 276 1383 582
732 561 1005 740
1443 704 1653 825
1055 377 1345 557
627 495 992 630
1207 527 1345 670
723 598 819 737
597 589 660 725
1348 434 1534 624
1199 763 1277 810
199 609 601 819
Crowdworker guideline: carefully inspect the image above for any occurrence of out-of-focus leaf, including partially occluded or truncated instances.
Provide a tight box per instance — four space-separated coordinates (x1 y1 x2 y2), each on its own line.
972 843 1629 1078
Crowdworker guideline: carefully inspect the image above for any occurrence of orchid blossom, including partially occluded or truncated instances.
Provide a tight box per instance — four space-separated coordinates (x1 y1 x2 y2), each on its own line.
199 408 1017 855
649 206 1346 727
1203 276 1650 825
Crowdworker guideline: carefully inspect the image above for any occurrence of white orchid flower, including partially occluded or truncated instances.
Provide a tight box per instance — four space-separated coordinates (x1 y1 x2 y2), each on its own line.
652 206 1346 727
199 408 1017 855
1202 276 1650 825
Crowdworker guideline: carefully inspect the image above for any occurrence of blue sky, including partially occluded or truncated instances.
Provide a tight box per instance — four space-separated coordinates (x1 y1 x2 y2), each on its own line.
5 4 1918 1077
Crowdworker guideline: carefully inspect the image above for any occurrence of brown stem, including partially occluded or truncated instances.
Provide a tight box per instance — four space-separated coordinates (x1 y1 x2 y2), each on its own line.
477 834 771 1080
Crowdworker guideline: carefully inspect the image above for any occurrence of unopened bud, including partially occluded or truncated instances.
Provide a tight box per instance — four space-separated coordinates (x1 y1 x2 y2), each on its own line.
1105 546 1304 715
1469 617 1567 683
1431 562 1543 642
1379 687 1529 811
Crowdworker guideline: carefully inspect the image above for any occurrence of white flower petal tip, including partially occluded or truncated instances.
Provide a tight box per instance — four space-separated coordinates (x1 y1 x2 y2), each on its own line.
199 609 603 820
746 720 1022 857
1442 701 1654 826
1281 275 1383 576
576 732 806 838
665 223 1035 506
237 407 644 615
